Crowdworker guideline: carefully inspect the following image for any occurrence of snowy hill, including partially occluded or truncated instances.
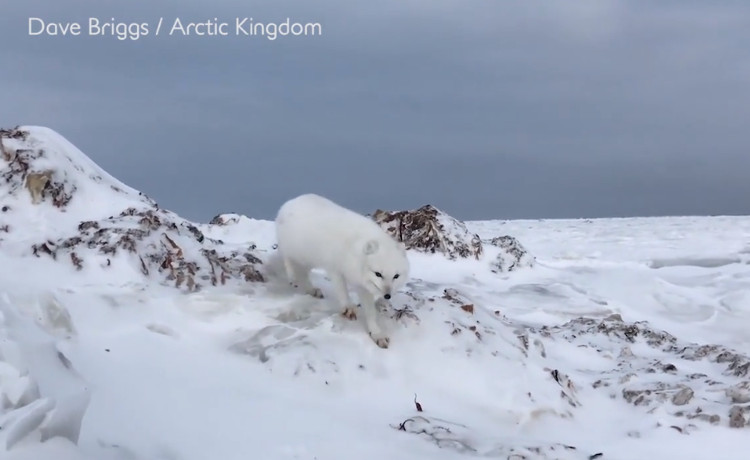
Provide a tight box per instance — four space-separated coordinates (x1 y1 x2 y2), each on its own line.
2 126 750 460
0 126 266 291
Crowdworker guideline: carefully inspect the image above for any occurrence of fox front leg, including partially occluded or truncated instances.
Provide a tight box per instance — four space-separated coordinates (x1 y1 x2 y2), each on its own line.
355 286 389 348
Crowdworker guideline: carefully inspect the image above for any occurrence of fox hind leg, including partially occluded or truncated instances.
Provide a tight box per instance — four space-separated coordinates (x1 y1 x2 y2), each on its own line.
284 258 323 299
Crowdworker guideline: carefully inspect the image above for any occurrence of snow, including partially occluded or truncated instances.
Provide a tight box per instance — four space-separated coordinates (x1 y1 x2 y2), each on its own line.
2 127 750 459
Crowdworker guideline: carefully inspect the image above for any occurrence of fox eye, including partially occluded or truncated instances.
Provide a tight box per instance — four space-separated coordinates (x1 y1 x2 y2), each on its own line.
393 274 400 279
374 272 383 278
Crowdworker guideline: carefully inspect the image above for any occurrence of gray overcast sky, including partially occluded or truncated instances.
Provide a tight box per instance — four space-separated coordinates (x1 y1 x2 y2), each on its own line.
2 0 749 222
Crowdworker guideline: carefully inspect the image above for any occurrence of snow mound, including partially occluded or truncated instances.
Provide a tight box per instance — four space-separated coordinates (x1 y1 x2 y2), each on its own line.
372 205 483 260
485 235 536 272
0 126 155 222
542 315 750 431
199 213 276 249
226 266 750 454
30 208 265 291
227 279 599 455
394 416 602 459
372 204 534 273
0 126 266 291
0 295 90 452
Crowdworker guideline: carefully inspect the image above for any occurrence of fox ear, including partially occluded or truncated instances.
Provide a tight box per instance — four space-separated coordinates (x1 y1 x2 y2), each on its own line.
363 239 379 255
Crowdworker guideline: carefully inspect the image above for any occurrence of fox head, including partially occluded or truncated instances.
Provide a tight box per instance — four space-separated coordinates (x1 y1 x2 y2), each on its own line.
360 238 409 301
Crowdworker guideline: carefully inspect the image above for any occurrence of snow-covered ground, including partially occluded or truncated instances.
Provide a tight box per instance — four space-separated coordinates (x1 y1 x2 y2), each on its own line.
2 127 750 460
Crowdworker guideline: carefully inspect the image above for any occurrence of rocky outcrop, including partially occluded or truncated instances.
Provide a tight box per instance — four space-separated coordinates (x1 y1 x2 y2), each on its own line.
372 204 534 272
1 126 265 291
486 235 536 272
31 207 265 291
209 213 242 226
1 127 78 209
542 315 750 430
372 205 483 260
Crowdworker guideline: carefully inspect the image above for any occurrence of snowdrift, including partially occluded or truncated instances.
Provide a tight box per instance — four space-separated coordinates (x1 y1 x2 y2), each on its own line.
0 294 89 452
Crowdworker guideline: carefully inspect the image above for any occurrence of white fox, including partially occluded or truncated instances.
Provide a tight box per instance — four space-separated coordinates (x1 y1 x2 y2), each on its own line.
274 194 410 348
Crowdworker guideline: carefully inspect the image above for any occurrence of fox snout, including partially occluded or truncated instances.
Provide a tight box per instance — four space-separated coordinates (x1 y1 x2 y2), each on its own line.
384 293 391 300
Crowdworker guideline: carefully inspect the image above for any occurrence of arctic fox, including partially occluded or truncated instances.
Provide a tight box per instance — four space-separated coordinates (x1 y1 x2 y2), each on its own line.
274 193 410 348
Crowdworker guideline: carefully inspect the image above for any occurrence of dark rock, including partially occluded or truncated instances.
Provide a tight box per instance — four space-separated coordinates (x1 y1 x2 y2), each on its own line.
77 220 99 232
185 223 205 243
672 387 694 406
209 213 241 226
726 382 750 404
729 406 746 428
485 235 535 272
662 363 678 373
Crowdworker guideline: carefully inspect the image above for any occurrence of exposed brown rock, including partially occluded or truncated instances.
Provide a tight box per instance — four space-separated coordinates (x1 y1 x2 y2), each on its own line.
31 209 265 291
729 406 746 428
485 235 536 272
372 205 482 260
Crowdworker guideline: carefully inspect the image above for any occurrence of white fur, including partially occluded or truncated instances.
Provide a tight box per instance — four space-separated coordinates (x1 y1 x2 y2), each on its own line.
274 194 410 348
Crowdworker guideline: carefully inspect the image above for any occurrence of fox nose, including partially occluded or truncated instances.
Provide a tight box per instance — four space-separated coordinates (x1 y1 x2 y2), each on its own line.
384 294 391 300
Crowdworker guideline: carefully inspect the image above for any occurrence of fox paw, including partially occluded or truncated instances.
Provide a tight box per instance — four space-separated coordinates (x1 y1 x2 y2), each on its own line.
342 306 358 320
369 333 390 349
